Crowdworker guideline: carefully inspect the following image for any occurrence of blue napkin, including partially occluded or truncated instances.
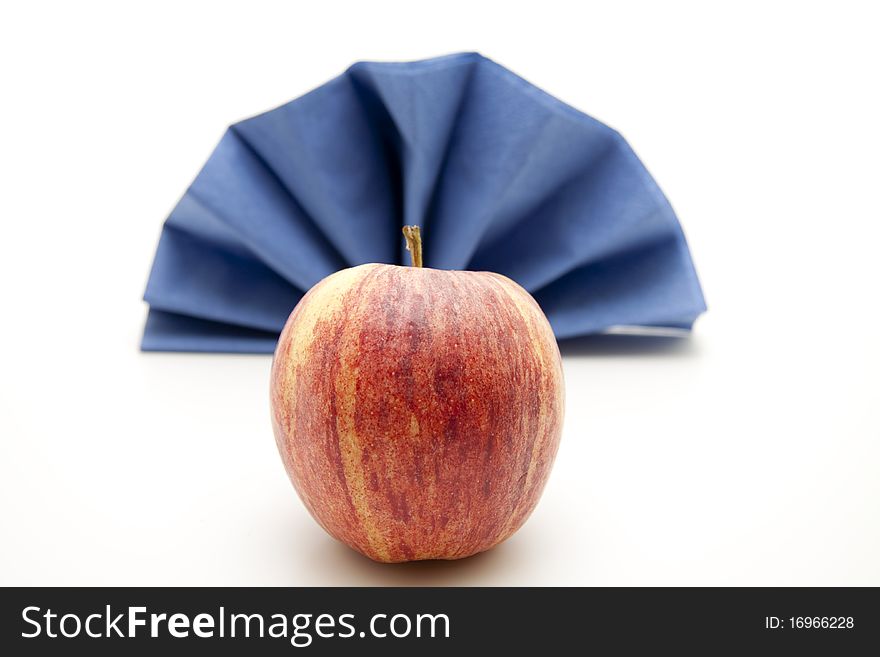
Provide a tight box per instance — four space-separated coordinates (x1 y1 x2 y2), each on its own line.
142 52 705 353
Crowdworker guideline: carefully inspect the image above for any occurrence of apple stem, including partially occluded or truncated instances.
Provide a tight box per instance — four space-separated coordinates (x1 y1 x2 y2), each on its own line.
402 225 423 268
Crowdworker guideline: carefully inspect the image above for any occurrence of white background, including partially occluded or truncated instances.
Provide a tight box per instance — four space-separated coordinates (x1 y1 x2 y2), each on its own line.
1 1 878 586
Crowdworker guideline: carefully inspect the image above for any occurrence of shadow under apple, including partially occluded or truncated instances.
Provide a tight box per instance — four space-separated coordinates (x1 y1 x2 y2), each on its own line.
267 506 540 586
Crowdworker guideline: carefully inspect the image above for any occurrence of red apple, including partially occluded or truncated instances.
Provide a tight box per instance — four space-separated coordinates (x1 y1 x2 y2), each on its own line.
270 227 564 562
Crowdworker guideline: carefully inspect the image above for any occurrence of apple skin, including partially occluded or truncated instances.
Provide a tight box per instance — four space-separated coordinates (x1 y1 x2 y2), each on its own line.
270 263 564 563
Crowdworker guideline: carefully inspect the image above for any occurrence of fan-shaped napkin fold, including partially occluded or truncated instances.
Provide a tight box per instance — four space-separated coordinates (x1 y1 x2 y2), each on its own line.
142 52 705 352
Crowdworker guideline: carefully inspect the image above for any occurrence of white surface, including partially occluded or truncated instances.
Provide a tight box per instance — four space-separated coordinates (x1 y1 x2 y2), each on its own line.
1 1 879 586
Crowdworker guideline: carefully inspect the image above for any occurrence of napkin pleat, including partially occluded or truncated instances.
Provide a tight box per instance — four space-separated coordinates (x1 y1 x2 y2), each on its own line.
144 226 300 333
470 134 676 291
466 126 619 261
536 234 706 338
234 78 400 268
142 310 279 353
424 63 563 270
163 194 258 258
348 56 480 257
190 128 346 290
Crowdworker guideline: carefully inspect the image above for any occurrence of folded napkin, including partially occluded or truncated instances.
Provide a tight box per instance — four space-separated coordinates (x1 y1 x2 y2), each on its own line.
142 52 705 353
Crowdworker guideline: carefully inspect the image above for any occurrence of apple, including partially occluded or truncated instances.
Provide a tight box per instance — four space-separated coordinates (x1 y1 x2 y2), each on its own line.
270 226 564 562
